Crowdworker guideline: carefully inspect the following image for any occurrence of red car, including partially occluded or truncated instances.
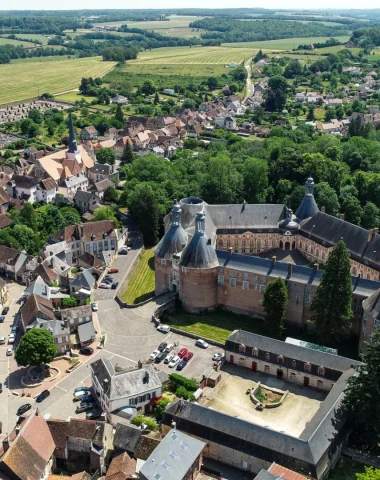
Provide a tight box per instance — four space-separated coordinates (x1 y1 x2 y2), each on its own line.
178 348 188 358
183 352 193 362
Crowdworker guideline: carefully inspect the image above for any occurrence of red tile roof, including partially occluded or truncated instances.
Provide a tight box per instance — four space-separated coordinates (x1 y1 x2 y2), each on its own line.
106 452 136 480
269 463 309 480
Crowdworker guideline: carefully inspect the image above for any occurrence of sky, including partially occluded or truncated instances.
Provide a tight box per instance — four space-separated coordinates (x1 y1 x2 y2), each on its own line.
1 1 380 10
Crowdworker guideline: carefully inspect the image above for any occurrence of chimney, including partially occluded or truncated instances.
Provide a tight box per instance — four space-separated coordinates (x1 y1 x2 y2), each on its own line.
272 256 277 265
313 263 319 271
229 247 233 255
288 263 293 276
340 213 345 220
321 206 326 213
2 439 10 453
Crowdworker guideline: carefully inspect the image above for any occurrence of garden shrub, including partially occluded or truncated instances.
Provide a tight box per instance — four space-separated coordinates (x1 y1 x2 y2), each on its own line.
169 373 199 392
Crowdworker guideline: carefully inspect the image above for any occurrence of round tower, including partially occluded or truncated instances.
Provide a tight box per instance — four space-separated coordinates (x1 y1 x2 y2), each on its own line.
179 211 219 312
154 202 188 295
295 176 319 221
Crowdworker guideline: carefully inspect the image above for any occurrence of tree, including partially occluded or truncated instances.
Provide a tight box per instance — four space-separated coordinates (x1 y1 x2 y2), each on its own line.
155 397 172 420
128 183 160 246
103 186 119 203
357 467 380 480
18 203 37 231
62 297 77 308
263 278 288 338
154 92 160 105
361 202 380 229
343 333 380 448
306 105 315 121
96 147 116 165
243 157 268 203
93 206 119 226
342 195 363 226
15 329 57 367
314 182 340 216
311 240 353 344
207 76 218 91
120 142 134 165
141 80 156 96
114 104 124 125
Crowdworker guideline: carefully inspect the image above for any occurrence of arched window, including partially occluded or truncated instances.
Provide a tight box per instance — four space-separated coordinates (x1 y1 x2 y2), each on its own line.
367 273 371 280
242 238 246 247
227 239 231 248
264 239 268 247
272 239 276 247
257 239 261 248
250 238 255 247
316 250 319 258
291 359 297 369
253 347 259 357
352 266 357 276
310 246 314 255
234 238 239 248
359 270 363 278
265 352 270 361
218 239 223 247
322 252 325 260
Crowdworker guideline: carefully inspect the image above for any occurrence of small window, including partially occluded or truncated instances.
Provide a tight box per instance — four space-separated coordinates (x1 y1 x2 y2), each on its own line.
242 281 249 290
218 267 224 274
260 285 266 293
261 276 267 284
291 359 297 369
230 278 236 287
277 355 284 364
264 365 270 372
169 451 178 459
239 344 246 353
253 347 259 357
305 286 311 293
304 362 311 372
305 295 311 304
218 275 224 285
230 270 236 278
265 352 270 361
243 272 249 280
162 461 170 470
161 259 166 266
179 442 187 450
318 366 325 376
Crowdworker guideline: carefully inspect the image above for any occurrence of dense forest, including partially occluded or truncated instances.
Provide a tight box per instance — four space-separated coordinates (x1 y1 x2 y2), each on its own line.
190 18 351 44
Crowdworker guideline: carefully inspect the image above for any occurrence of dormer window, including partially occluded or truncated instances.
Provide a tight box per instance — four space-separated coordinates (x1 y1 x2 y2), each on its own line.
252 347 259 357
304 362 311 372
265 352 270 361
291 359 297 369
318 366 325 376
239 344 246 353
277 355 284 364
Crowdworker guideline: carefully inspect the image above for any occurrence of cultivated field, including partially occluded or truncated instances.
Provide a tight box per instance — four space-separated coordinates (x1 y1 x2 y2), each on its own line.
222 35 350 50
121 248 155 305
0 36 37 47
152 27 204 38
0 57 115 105
123 63 226 77
11 33 49 44
93 14 203 29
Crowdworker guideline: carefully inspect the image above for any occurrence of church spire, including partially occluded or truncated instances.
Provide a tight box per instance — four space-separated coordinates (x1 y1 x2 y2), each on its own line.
68 113 78 154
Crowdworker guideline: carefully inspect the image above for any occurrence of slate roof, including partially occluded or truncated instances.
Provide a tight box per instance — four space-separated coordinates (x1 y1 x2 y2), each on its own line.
180 232 218 269
64 173 87 188
155 204 188 259
363 289 380 320
254 471 277 480
113 423 144 454
89 163 111 175
300 212 380 269
139 430 205 480
74 190 94 203
134 435 161 461
90 359 162 402
217 250 380 297
70 269 96 290
11 174 38 189
207 204 286 230
296 193 319 221
20 293 55 328
51 220 116 243
78 320 96 344
1 411 55 480
95 178 114 193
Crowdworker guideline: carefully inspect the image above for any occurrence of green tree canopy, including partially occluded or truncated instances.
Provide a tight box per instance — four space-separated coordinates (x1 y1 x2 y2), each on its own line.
263 277 288 338
342 195 363 225
103 186 119 203
343 333 380 448
243 157 268 204
357 467 380 480
314 182 340 216
15 329 57 367
93 206 119 227
128 183 160 246
96 147 116 165
120 142 134 165
62 297 77 308
311 240 353 344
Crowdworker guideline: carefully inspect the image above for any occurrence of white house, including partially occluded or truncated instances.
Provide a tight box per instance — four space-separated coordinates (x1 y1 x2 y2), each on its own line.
7 175 38 203
90 359 162 421
163 88 175 96
62 173 88 199
227 100 243 114
36 177 57 203
214 115 237 131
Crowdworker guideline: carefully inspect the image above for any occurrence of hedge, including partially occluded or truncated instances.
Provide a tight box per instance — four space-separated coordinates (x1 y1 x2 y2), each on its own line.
175 386 195 401
131 414 158 431
169 373 199 392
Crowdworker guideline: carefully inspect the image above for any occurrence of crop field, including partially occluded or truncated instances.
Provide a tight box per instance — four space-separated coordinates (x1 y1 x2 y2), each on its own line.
122 63 226 77
0 57 115 105
93 15 203 29
152 27 204 38
127 46 257 65
0 36 37 47
12 33 49 44
65 29 135 39
222 35 350 50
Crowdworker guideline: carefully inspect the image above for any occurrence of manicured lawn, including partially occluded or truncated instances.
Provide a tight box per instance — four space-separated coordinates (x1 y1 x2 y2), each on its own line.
121 248 155 305
328 458 365 480
162 308 359 359
0 56 115 105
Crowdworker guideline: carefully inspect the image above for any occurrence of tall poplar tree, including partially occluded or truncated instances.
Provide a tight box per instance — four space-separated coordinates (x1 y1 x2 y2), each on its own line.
311 240 353 344
263 277 288 338
120 142 134 165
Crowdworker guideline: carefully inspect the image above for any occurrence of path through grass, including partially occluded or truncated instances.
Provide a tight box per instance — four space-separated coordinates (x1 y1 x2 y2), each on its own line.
121 248 155 304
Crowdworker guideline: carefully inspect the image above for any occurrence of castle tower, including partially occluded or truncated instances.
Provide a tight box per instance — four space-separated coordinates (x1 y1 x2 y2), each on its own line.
295 176 319 221
179 211 219 312
66 113 82 163
154 202 188 296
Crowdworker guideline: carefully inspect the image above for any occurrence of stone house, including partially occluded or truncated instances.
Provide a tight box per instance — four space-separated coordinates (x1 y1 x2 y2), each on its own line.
61 304 93 333
0 245 36 283
69 269 96 302
20 293 56 332
62 173 88 200
73 190 100 214
36 177 57 203
88 163 119 185
81 126 99 141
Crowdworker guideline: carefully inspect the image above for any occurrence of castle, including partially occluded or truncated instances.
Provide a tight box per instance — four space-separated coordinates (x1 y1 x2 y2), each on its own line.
154 178 380 350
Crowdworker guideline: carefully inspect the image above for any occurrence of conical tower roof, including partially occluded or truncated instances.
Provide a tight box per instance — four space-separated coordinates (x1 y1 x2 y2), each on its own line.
296 177 319 221
68 113 78 154
180 211 218 269
155 203 188 260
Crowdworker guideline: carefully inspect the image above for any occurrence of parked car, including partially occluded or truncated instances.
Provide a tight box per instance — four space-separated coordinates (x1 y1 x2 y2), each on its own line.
178 348 188 358
0 336 5 345
86 410 102 420
2 307 9 315
164 354 175 365
6 347 13 356
36 390 50 403
176 360 188 371
76 402 94 413
11 326 18 334
164 343 174 353
74 391 92 402
8 334 15 344
80 347 93 356
74 386 90 394
91 302 98 312
154 351 167 363
119 247 128 255
195 339 209 349
17 404 31 416
212 353 225 361
0 316 5 323
105 275 113 280
103 278 113 284
157 324 170 333
158 342 167 352
183 352 194 362
149 349 160 361
111 282 119 289
99 283 111 289
169 355 180 368
108 268 119 274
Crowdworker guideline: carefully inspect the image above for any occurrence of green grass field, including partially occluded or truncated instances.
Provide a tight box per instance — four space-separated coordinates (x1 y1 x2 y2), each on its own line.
121 248 155 304
54 91 97 103
222 35 350 50
0 56 115 105
152 27 204 38
122 63 226 77
93 15 203 29
0 36 37 47
12 33 49 44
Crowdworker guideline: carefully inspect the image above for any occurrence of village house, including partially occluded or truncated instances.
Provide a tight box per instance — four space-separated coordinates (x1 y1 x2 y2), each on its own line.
23 275 70 308
95 178 115 200
90 359 162 423
69 268 96 302
214 115 237 130
294 92 322 104
73 190 100 214
20 293 56 332
111 94 129 105
88 163 119 185
105 452 136 480
36 177 57 203
0 245 36 283
0 277 8 308
81 126 99 141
